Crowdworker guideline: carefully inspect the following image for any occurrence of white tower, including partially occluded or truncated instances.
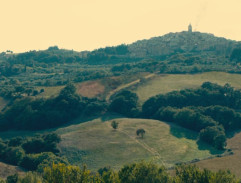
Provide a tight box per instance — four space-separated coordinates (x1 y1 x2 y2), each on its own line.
188 24 192 32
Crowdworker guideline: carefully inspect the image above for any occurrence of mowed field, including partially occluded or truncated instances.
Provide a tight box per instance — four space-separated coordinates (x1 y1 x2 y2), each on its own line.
132 72 241 103
56 117 222 171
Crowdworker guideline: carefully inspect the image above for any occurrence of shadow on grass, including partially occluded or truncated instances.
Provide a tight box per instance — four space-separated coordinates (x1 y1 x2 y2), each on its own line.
169 124 197 140
169 124 224 155
100 113 124 122
196 140 225 155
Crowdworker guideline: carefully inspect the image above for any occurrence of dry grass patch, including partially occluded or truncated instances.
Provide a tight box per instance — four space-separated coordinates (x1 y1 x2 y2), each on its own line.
0 162 25 179
76 81 105 98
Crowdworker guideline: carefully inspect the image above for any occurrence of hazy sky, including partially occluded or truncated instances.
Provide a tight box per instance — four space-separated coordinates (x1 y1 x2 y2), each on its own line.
1 0 241 53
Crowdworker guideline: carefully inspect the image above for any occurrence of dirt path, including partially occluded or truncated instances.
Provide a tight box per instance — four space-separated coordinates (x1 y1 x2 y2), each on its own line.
106 73 156 102
118 129 166 166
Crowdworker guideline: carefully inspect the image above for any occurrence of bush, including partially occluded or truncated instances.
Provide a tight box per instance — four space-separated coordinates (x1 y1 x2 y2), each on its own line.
3 147 25 165
199 126 227 150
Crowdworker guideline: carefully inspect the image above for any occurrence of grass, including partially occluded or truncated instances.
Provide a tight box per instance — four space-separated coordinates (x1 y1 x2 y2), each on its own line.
132 72 241 103
75 80 105 98
55 117 222 170
0 162 25 179
36 85 64 98
0 97 9 111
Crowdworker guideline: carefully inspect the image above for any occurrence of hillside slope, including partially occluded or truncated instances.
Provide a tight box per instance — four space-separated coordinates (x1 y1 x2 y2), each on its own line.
56 117 222 170
0 162 25 179
132 72 241 103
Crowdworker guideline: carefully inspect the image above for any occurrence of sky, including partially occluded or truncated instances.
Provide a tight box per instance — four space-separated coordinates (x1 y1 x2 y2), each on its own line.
0 0 241 53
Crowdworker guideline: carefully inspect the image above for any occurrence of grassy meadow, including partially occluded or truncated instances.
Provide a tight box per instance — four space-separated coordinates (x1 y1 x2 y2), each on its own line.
132 72 241 103
56 117 222 170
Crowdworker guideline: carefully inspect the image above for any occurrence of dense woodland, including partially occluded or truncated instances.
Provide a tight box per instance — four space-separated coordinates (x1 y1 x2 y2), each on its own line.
0 83 107 130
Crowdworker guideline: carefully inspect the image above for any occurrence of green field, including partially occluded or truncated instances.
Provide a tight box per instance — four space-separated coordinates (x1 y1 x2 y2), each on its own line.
55 117 222 170
132 72 241 103
36 85 64 98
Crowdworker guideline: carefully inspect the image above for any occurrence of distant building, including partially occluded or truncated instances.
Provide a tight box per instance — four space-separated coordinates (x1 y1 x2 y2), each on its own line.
188 24 192 32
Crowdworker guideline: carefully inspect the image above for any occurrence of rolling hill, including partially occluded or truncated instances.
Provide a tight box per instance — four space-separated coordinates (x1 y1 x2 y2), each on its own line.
55 116 222 170
131 72 241 103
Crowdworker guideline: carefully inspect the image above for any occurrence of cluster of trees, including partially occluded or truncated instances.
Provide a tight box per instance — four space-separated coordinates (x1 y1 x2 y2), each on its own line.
0 85 44 99
2 162 239 183
230 48 241 63
74 70 110 83
87 44 130 64
142 82 241 149
109 90 140 117
153 106 228 149
154 105 241 133
0 133 67 172
143 82 241 118
0 83 107 130
8 48 83 65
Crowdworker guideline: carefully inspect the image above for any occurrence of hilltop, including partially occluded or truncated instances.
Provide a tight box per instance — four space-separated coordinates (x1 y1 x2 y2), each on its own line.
128 31 239 58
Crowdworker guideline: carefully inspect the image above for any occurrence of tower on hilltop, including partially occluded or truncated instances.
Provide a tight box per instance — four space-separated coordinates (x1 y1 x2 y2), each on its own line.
188 24 192 32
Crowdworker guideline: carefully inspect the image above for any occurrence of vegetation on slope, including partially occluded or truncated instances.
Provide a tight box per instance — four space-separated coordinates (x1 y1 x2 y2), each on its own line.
57 117 222 170
0 83 107 130
0 133 66 172
2 162 240 183
142 82 241 149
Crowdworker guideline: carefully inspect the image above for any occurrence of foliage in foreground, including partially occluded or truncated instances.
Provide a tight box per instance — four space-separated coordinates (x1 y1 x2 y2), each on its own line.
3 162 240 183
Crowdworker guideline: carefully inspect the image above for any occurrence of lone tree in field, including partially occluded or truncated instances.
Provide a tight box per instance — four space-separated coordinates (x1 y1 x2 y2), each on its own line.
111 120 119 130
136 129 145 138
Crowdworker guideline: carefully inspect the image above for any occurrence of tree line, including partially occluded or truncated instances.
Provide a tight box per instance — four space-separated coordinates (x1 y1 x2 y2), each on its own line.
0 133 67 172
2 161 240 183
0 83 107 130
141 82 241 149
